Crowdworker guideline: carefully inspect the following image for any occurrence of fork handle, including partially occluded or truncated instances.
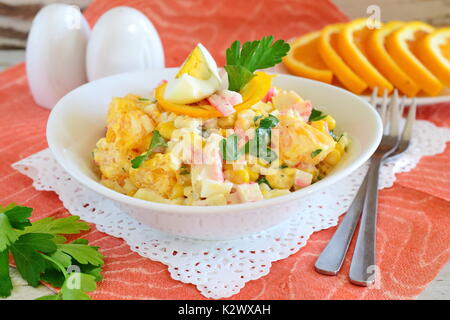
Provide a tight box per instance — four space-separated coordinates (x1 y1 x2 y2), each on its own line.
349 157 382 286
314 174 368 275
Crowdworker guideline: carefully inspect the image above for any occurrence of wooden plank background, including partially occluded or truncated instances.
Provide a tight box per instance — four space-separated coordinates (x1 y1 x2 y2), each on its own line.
0 0 91 49
0 0 449 49
334 0 450 26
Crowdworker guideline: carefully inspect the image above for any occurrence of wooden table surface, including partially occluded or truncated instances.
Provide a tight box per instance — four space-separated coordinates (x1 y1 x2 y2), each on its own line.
0 0 449 300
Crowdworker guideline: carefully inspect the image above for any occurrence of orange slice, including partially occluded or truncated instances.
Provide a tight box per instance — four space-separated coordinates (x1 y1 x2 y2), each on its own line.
155 71 273 118
385 21 443 96
282 31 333 83
318 23 368 94
338 18 393 94
415 28 450 87
366 21 420 97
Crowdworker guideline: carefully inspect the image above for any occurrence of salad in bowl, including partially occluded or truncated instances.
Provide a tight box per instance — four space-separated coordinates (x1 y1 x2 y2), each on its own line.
47 36 381 239
92 37 349 207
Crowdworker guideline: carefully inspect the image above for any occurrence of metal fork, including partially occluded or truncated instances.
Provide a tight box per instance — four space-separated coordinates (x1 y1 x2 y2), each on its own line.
314 89 416 281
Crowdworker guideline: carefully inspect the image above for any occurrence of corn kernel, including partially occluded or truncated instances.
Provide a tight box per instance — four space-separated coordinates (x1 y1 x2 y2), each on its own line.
324 149 341 166
335 143 345 155
266 168 295 189
156 121 175 140
246 167 259 182
218 113 237 128
324 115 336 130
310 120 328 133
225 168 250 184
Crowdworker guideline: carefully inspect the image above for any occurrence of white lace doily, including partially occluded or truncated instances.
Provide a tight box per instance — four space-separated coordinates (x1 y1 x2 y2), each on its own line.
12 119 450 299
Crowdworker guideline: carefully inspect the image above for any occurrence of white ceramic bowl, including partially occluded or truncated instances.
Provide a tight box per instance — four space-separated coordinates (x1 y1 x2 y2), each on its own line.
47 69 382 240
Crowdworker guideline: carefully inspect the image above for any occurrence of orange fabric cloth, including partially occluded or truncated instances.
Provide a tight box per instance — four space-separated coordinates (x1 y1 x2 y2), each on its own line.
0 0 449 299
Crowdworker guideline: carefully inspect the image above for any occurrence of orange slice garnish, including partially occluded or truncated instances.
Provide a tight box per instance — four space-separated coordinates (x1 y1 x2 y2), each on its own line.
415 27 450 87
156 71 273 118
366 21 420 97
385 21 443 96
338 18 393 94
318 23 368 94
282 31 333 83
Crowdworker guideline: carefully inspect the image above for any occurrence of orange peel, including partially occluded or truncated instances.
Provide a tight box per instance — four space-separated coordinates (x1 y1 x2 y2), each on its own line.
282 31 333 83
338 18 393 94
318 23 368 94
415 27 450 87
385 21 442 96
366 21 420 97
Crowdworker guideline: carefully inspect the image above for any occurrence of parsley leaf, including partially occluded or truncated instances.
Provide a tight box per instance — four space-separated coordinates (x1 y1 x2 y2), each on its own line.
0 204 33 251
244 127 277 163
131 130 167 168
311 149 322 158
3 206 32 230
308 108 327 122
225 36 290 92
224 65 256 92
38 273 97 300
220 134 241 161
56 241 104 266
259 115 279 129
19 215 88 235
0 203 105 300
10 233 57 287
0 214 18 252
0 249 13 297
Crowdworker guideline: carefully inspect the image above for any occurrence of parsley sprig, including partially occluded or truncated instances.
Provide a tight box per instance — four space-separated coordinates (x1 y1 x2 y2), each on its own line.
225 36 290 92
0 204 104 300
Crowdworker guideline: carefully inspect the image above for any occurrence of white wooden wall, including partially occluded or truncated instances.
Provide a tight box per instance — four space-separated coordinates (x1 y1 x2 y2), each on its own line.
334 0 450 26
0 0 91 48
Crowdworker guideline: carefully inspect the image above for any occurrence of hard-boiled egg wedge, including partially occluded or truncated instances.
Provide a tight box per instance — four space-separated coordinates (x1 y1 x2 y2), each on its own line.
164 43 221 104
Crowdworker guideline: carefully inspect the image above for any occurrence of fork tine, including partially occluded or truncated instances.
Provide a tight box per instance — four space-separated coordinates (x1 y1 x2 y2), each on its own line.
388 89 400 137
379 88 389 126
399 95 407 116
370 87 378 107
400 98 417 141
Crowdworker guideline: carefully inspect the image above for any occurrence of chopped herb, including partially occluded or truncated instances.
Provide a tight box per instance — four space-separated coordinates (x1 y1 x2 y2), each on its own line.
244 127 277 163
220 134 241 162
225 36 290 92
279 164 288 169
138 97 150 101
317 175 323 181
329 130 344 142
131 130 167 168
259 115 279 129
308 108 327 122
311 149 322 158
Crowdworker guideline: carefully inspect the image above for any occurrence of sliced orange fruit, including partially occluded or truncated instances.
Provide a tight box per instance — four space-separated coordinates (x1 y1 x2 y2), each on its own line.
385 21 442 96
415 27 450 87
282 31 333 83
156 71 273 118
318 23 368 94
366 21 420 97
338 18 393 94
